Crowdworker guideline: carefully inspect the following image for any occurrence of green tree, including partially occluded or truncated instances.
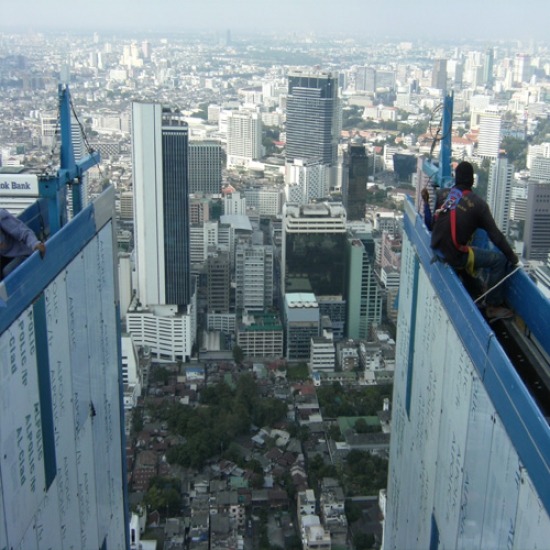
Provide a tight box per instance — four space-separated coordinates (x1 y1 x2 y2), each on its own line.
232 344 244 365
354 532 376 550
501 136 527 170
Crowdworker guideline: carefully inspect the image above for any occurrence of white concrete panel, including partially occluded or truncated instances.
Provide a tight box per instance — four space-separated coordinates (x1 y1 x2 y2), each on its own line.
65 252 91 437
480 415 521 549
457 375 493 549
75 419 100 550
0 306 45 544
45 268 81 548
513 470 550 549
34 481 63 550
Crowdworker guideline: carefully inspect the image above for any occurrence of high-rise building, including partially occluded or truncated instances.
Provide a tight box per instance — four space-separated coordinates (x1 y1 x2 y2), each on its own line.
284 293 320 360
282 202 347 298
523 181 550 261
487 155 513 236
188 140 222 195
131 102 191 308
0 189 128 548
514 53 532 85
343 139 369 221
207 251 231 314
346 230 382 340
128 102 196 361
483 47 494 88
226 110 263 168
285 70 341 174
383 198 550 548
355 66 376 93
285 158 329 204
431 58 447 91
477 112 502 159
235 243 274 312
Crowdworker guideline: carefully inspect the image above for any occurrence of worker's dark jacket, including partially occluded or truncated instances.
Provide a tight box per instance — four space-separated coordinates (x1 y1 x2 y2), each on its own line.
430 185 516 269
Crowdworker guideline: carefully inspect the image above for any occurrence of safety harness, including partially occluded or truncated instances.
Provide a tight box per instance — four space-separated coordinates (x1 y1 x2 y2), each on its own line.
435 187 476 276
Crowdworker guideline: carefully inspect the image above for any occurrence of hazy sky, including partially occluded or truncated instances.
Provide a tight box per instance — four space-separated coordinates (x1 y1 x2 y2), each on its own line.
4 0 550 41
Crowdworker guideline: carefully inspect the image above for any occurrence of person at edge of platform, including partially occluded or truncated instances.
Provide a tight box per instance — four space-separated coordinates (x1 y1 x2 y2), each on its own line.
422 161 519 320
0 207 46 280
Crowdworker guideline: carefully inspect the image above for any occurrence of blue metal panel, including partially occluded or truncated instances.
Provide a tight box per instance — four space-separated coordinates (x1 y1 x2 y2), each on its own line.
0 201 97 334
403 198 550 518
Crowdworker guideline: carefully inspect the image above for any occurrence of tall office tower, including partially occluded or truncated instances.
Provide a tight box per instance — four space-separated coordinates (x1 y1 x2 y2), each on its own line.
346 230 382 340
343 139 369 221
207 252 231 313
285 158 329 204
142 40 151 60
284 293 320 360
188 140 222 194
383 199 550 549
189 221 218 265
128 102 195 361
355 66 376 93
119 191 134 221
132 102 190 308
483 47 495 88
487 155 513 236
282 202 347 297
0 189 127 548
514 53 532 84
226 110 263 168
285 70 341 189
431 58 447 91
477 112 502 159
40 110 58 148
523 182 550 261
235 243 274 312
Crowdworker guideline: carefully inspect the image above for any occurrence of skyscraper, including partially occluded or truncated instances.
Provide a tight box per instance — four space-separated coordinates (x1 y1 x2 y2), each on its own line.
226 110 263 168
131 102 191 308
281 202 347 298
343 139 369 221
383 198 550 548
285 70 341 180
477 112 502 159
235 243 274 312
346 230 382 340
431 58 447 91
523 181 550 261
128 102 196 361
487 155 513 236
188 140 222 195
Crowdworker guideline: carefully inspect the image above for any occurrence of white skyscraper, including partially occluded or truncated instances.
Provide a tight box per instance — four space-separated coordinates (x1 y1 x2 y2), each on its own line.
477 112 502 159
226 110 263 168
487 155 513 236
285 159 329 204
128 101 196 361
235 243 274 312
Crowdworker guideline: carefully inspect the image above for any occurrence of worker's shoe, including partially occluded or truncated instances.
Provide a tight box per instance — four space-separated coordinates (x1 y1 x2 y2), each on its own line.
485 305 514 321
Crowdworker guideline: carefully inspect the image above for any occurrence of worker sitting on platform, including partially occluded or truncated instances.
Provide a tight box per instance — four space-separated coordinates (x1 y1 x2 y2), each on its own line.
0 207 46 279
426 161 519 320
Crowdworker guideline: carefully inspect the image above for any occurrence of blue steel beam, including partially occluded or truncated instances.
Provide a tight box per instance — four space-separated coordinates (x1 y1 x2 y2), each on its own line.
39 84 100 235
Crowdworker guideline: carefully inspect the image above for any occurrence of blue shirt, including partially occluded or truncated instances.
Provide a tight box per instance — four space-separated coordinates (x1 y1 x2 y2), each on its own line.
0 208 40 259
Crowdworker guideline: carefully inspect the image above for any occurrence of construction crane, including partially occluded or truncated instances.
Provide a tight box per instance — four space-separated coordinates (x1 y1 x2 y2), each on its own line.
38 83 101 236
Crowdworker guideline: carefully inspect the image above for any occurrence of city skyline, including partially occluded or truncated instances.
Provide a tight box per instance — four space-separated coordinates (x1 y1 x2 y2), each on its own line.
4 0 550 41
